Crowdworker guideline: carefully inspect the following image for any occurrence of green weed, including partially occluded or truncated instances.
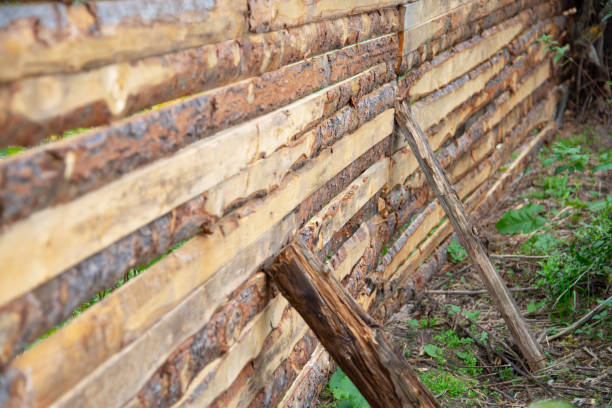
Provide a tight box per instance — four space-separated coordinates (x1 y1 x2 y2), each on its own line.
447 238 468 264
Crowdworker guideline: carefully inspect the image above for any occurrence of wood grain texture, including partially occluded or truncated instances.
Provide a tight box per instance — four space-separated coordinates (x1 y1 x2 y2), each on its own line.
247 0 403 32
395 99 546 371
407 10 530 99
0 0 247 82
168 224 372 408
0 84 393 309
268 243 441 408
0 26 399 148
10 119 392 407
0 61 391 228
0 80 396 369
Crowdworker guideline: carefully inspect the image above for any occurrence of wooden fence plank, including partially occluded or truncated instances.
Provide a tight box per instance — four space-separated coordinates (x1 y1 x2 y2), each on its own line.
12 119 392 407
0 62 389 228
247 0 403 32
0 0 247 82
400 0 517 54
0 77 395 369
407 11 530 99
0 28 398 148
0 81 392 308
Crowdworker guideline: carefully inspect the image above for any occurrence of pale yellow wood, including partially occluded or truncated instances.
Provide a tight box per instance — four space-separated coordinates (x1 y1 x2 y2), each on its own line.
20 113 392 408
330 223 371 282
171 223 373 408
304 159 388 252
277 345 331 408
171 294 292 408
408 12 530 99
402 0 470 30
401 0 514 54
484 62 551 131
248 0 402 31
389 54 506 187
2 34 390 125
0 65 387 308
385 160 493 279
0 0 247 82
390 55 551 189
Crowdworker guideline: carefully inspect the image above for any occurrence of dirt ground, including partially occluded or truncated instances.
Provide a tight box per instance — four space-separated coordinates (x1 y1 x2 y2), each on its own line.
318 112 611 408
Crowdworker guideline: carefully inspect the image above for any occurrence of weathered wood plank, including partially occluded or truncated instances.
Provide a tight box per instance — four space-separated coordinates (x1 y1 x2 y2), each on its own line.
407 11 530 99
123 185 377 407
278 345 331 408
0 0 247 82
400 0 541 54
395 99 546 371
0 79 393 308
169 224 372 408
268 243 441 408
390 29 556 189
11 117 392 408
0 79 395 369
247 0 403 32
0 60 391 228
0 24 399 147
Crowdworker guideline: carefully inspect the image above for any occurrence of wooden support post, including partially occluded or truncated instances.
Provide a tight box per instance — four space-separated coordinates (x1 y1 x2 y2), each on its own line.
268 243 441 408
394 99 547 371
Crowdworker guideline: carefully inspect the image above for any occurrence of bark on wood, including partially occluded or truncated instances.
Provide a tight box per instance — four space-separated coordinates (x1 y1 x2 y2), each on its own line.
0 62 392 228
0 0 247 82
394 99 547 371
268 243 441 408
247 0 403 32
0 28 399 148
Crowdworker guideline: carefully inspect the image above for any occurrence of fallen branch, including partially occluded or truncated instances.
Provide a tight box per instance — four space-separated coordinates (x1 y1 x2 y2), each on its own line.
433 264 470 290
489 254 547 260
546 295 612 342
425 287 537 295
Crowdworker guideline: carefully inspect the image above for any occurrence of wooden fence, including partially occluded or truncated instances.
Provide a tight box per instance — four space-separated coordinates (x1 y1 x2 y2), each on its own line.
0 0 567 407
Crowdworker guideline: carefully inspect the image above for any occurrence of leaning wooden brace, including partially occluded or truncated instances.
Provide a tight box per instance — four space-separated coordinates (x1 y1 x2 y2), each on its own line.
394 99 546 372
268 242 441 408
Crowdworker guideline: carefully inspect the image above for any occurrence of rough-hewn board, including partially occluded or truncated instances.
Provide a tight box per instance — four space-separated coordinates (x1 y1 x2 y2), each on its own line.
406 11 530 100
0 28 399 148
0 82 393 309
0 0 247 82
0 81 395 369
394 14 564 153
403 62 551 190
390 24 557 189
122 224 374 407
402 0 470 29
277 345 331 408
11 115 392 408
0 62 391 228
389 52 508 187
247 0 403 32
301 160 388 254
400 0 529 54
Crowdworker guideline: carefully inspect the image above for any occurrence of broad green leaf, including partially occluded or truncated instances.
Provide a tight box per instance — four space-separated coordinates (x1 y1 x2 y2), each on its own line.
424 344 443 359
496 203 547 234
328 369 370 408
